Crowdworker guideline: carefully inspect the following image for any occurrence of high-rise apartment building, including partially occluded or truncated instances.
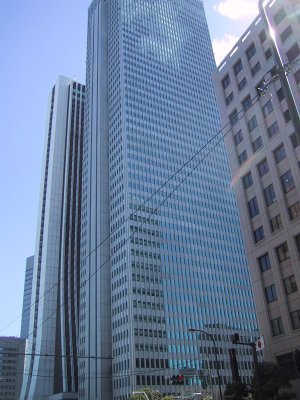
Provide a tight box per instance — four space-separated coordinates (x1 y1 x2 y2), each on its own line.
213 0 300 394
20 77 85 400
80 1 258 399
20 256 34 339
0 337 25 400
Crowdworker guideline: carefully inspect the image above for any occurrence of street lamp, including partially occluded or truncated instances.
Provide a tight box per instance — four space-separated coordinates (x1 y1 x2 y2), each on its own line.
188 328 223 400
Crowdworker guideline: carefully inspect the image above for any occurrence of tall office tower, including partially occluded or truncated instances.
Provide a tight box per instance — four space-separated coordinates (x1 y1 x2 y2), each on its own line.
81 1 258 399
213 0 300 395
0 337 25 400
20 255 34 339
20 77 85 400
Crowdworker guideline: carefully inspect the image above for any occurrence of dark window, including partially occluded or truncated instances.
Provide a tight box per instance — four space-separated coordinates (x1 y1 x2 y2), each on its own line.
270 214 282 233
264 184 276 206
270 66 278 77
253 226 265 243
234 130 243 145
295 234 300 255
259 30 266 43
277 87 284 101
238 150 247 165
268 121 279 138
234 59 243 75
258 159 269 177
251 62 261 76
248 115 258 132
280 25 293 43
276 242 290 262
284 275 297 295
274 144 286 163
283 109 291 123
252 136 263 152
291 310 300 330
248 197 260 218
265 48 272 60
265 284 277 302
246 43 256 60
263 100 273 117
295 69 300 84
274 7 286 25
242 95 252 112
226 92 234 105
258 253 271 272
270 317 284 336
281 170 295 193
238 77 247 91
290 132 299 148
222 74 231 89
229 109 239 126
243 172 253 189
288 202 300 221
287 43 300 63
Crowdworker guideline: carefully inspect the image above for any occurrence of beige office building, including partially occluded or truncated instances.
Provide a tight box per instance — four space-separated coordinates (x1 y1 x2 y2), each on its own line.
213 0 300 392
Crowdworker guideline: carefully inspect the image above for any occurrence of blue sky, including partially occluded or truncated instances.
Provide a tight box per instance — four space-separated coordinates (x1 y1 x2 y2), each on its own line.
0 0 258 337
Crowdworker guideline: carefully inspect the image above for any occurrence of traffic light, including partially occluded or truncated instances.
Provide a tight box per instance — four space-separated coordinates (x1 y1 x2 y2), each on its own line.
293 349 300 374
231 333 240 344
171 375 184 385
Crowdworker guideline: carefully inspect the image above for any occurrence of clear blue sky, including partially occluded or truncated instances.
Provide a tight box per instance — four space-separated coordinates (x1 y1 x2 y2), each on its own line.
0 0 258 337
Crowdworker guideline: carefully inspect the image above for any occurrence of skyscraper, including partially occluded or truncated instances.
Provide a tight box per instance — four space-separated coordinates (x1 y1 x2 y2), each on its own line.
80 1 258 399
213 0 300 395
20 77 85 400
20 255 34 339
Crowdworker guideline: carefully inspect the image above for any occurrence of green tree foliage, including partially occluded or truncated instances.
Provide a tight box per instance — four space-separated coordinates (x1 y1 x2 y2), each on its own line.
252 362 296 400
224 381 251 399
129 387 174 400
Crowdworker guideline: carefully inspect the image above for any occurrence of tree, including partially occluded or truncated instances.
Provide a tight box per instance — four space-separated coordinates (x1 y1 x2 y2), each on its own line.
129 387 174 400
251 361 296 400
224 381 251 399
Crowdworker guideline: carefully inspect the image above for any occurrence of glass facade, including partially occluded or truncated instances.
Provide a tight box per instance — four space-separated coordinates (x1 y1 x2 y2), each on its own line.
81 1 258 399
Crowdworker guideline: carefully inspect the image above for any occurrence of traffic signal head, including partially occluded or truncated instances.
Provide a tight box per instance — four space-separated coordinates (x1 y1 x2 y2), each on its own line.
171 375 184 385
231 333 240 344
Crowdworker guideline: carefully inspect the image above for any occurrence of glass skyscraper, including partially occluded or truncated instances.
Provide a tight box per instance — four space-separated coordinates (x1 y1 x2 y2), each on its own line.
80 1 258 399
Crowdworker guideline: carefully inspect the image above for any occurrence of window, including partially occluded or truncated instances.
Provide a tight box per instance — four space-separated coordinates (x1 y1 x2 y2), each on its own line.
238 150 247 165
262 100 273 117
276 242 290 262
222 74 230 89
253 226 265 243
284 275 297 295
277 88 284 101
290 132 299 148
234 59 243 75
295 234 300 256
270 317 284 336
264 184 276 206
258 253 271 272
252 136 263 152
280 25 293 43
265 284 277 303
283 109 291 123
248 197 260 218
251 62 261 76
246 43 256 60
258 159 269 177
291 310 300 330
268 121 279 138
238 77 247 91
295 69 300 84
270 214 282 233
288 202 300 221
274 144 286 163
281 170 295 193
226 92 234 105
229 109 239 126
247 115 258 132
242 95 252 112
287 43 300 63
234 130 243 145
243 172 253 189
274 7 286 25
259 30 266 43
265 48 272 60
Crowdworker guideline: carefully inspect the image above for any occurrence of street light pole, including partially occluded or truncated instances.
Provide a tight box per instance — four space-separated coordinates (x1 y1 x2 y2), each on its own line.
188 328 223 400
